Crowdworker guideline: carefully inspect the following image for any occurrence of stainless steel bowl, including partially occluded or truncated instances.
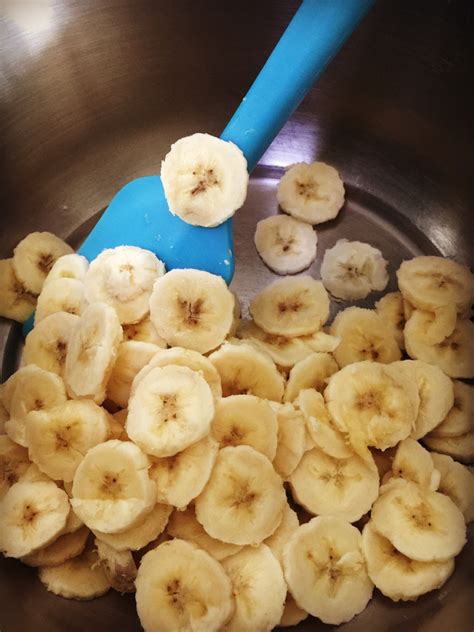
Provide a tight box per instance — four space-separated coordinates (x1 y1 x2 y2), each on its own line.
1 1 472 630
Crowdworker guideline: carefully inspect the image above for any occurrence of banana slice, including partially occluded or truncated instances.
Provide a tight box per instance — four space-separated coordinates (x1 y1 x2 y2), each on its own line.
390 438 440 490
361 521 455 602
289 447 379 522
35 278 86 324
167 505 243 561
211 394 278 460
272 402 306 479
0 480 69 557
149 435 218 509
38 546 110 600
283 516 373 625
375 291 406 349
279 594 309 627
108 409 129 441
149 269 234 353
59 506 84 534
250 276 329 336
127 365 214 457
222 544 286 632
396 255 473 314
122 316 167 347
26 400 110 482
431 452 474 523
161 132 248 227
209 342 284 401
430 380 473 437
84 246 165 324
284 352 339 402
43 253 89 286
412 306 458 345
277 161 345 224
391 360 454 439
228 291 241 338
301 329 341 353
264 502 299 565
23 312 80 377
321 239 389 300
371 479 466 562
254 214 317 274
95 539 137 593
22 526 89 568
0 259 36 322
195 445 286 546
0 435 31 498
106 340 159 408
71 440 156 534
423 432 474 464
330 307 401 367
12 231 74 295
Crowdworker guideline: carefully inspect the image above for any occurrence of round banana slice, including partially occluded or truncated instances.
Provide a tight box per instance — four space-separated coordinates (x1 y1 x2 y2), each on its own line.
12 231 74 295
0 258 36 322
330 307 401 367
361 521 455 602
222 544 286 632
411 306 458 345
43 253 89 286
423 432 474 465
250 275 329 336
283 516 373 625
122 316 167 347
264 502 299 565
431 452 474 523
127 365 214 457
71 440 156 534
272 402 306 479
390 438 440 490
136 539 234 632
211 395 278 460
0 480 70 558
23 312 80 377
430 380 473 437
321 239 389 300
84 246 165 324
279 594 309 627
397 256 473 314
22 526 89 568
35 278 86 324
161 132 248 227
95 539 137 593
277 161 345 224
149 269 234 353
371 479 466 562
106 340 159 408
65 302 122 403
254 214 317 274
209 342 284 401
284 352 339 402
26 400 110 482
195 445 286 546
375 291 406 349
302 329 341 353
0 435 31 499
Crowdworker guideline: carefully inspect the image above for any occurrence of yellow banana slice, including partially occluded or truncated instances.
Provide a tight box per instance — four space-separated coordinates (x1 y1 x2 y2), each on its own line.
375 291 406 349
430 380 473 437
0 258 36 322
423 431 474 464
106 340 159 408
272 402 306 479
264 502 299 565
390 438 440 490
431 452 474 523
0 435 31 499
122 316 167 347
43 253 88 286
22 526 89 568
284 352 339 402
35 278 86 324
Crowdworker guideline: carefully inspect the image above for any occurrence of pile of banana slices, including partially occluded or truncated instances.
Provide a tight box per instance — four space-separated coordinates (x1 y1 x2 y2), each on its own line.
0 143 473 632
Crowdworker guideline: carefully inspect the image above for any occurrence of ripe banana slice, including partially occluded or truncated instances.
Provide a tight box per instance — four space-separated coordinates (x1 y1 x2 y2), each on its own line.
361 521 455 602
431 452 474 523
254 214 317 274
411 306 458 345
22 526 89 568
222 544 286 632
250 275 329 336
321 239 389 300
209 342 284 401
43 253 89 286
211 394 278 460
279 594 309 627
272 402 306 479
390 438 440 490
330 307 401 367
149 269 234 353
122 317 167 347
423 432 474 464
127 365 214 457
277 161 345 224
289 447 379 522
0 435 31 498
35 278 86 324
0 481 69 557
302 329 341 353
375 291 406 349
95 539 137 593
161 132 248 227
264 502 299 565
84 246 165 324
283 516 373 625
23 312 79 377
195 445 286 546
284 352 339 402
0 259 36 322
71 440 156 534
106 340 159 408
12 231 74 295
26 399 110 482
371 479 466 562
430 380 473 437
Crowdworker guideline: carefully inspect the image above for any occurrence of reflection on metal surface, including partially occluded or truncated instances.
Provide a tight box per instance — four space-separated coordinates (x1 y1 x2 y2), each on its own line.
2 0 58 53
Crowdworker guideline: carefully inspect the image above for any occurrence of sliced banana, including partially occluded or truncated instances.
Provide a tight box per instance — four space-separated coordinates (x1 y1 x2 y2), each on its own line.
222 544 286 632
330 306 401 367
71 440 156 534
284 352 339 402
272 402 306 479
301 329 341 353
0 258 36 322
321 239 389 300
43 253 89 286
250 275 329 336
430 453 474 523
264 502 299 565
35 278 86 324
122 316 167 347
0 435 31 498
375 291 406 349
149 268 234 353
0 480 69 557
371 479 466 562
409 306 458 345
228 290 241 338
26 399 110 482
12 231 74 295
127 365 214 457
277 161 345 224
209 341 284 401
430 380 473 437
390 438 440 490
423 432 474 465
95 539 137 593
195 445 286 546
279 594 309 627
161 132 248 227
106 340 159 408
283 516 373 625
361 521 455 602
254 214 317 274
22 526 89 568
